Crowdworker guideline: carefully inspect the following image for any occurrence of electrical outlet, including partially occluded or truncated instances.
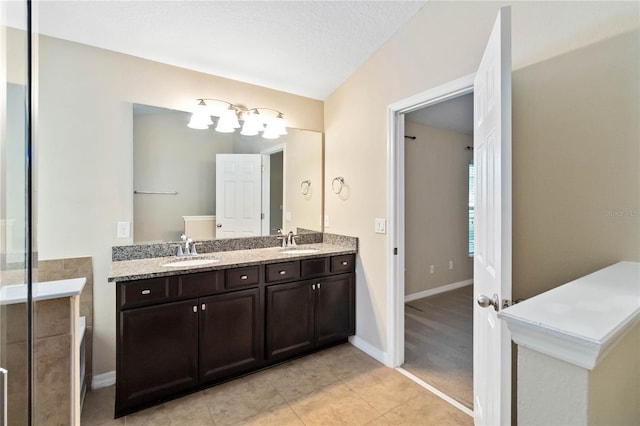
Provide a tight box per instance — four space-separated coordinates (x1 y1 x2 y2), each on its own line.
449 260 454 270
117 221 130 238
429 265 435 274
324 215 330 228
286 211 292 221
374 218 386 234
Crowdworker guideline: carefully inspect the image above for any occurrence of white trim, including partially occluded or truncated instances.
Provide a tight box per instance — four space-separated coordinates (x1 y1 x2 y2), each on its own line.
261 154 271 235
396 367 474 418
387 73 475 369
349 336 389 366
71 297 80 425
499 261 640 370
261 144 286 234
182 215 215 221
91 371 116 390
405 279 473 303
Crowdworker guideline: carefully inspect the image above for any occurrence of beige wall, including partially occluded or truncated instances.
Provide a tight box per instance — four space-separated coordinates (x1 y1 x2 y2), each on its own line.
133 110 234 242
234 129 324 233
512 31 640 299
404 120 473 295
324 2 639 354
36 35 323 375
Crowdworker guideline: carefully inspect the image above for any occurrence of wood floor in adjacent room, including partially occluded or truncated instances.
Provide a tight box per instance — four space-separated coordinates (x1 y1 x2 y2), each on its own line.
403 285 474 409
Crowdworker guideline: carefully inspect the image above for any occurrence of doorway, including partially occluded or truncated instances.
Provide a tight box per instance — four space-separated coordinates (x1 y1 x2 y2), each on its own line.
261 144 285 236
386 73 476 417
402 93 474 410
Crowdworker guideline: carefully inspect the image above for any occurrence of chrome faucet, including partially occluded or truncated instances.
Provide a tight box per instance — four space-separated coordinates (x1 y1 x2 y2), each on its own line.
276 229 297 248
276 229 286 247
287 231 297 247
178 234 200 256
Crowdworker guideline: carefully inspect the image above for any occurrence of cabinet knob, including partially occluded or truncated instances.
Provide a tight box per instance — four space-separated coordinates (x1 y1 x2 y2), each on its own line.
312 284 316 290
141 289 151 295
279 270 286 275
240 275 248 280
192 306 197 313
201 303 206 311
341 261 348 266
317 283 321 289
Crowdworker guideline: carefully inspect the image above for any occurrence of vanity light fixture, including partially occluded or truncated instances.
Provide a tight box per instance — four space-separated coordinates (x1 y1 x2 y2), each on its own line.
188 98 287 139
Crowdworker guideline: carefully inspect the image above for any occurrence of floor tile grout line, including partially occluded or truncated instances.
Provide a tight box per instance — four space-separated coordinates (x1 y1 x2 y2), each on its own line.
395 367 474 418
338 373 395 418
282 396 307 425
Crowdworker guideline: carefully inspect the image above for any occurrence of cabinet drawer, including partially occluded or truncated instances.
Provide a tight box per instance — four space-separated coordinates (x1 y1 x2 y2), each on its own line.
178 271 224 298
266 261 300 283
331 254 355 274
120 277 173 309
226 266 260 289
301 257 329 278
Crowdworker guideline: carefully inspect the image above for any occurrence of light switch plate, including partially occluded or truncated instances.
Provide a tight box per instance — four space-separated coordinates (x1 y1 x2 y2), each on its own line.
117 221 130 238
375 218 386 234
324 215 330 228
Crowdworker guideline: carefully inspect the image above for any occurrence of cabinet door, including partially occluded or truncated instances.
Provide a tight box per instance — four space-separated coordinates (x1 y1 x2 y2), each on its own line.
199 288 262 383
266 281 314 360
117 300 198 415
315 274 355 347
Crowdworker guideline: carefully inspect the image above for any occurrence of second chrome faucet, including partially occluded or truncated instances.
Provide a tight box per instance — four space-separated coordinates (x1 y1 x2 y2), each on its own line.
276 230 297 248
177 234 200 256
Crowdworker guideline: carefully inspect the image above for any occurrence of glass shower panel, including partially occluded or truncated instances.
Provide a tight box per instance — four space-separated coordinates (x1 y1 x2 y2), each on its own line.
1 1 32 424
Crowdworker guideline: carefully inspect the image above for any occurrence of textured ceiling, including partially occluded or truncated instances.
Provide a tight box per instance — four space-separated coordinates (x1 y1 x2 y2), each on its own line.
27 0 426 100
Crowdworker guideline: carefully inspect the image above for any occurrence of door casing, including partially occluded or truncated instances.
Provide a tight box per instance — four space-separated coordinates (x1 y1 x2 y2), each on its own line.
386 73 476 369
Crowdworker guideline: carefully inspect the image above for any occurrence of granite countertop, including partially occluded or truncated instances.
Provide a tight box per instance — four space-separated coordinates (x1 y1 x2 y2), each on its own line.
109 243 356 282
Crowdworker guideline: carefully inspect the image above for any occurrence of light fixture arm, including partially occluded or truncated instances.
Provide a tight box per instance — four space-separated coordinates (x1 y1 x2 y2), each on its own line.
189 98 287 139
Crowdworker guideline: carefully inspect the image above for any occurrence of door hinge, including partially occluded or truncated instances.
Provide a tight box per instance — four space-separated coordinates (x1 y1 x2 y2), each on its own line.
261 213 265 219
502 298 525 309
393 247 398 255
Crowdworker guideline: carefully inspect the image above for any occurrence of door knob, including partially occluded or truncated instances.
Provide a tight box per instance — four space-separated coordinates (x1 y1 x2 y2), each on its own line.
477 293 500 312
216 224 222 228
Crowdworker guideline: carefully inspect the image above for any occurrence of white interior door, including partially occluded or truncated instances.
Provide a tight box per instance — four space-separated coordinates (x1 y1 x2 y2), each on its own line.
215 154 262 239
473 7 512 426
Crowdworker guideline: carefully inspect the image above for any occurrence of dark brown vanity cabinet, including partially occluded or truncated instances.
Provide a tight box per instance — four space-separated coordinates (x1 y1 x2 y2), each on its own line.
115 253 355 417
265 280 315 360
266 256 355 361
116 272 262 417
199 288 262 383
118 299 199 412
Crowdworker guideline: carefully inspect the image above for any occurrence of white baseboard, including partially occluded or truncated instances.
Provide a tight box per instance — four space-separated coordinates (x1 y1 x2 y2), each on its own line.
405 279 473 303
91 371 116 390
349 335 389 366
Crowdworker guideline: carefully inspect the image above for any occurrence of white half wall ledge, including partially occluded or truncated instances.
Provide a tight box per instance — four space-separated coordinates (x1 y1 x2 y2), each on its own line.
499 261 640 370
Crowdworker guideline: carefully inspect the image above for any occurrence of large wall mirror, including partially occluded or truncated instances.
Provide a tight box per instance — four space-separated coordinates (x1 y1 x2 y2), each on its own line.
133 104 323 242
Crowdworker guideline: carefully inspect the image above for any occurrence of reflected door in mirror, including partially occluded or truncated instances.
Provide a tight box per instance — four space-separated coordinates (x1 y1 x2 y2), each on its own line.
215 154 262 238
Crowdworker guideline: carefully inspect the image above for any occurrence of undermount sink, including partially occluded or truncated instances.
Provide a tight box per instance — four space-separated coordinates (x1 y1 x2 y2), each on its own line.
280 248 320 255
162 258 219 267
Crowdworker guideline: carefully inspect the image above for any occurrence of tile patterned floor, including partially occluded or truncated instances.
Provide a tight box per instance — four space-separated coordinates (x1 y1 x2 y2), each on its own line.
81 343 473 425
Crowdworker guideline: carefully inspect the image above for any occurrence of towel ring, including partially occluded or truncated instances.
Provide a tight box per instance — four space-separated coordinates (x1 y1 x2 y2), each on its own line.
301 180 311 196
332 177 344 195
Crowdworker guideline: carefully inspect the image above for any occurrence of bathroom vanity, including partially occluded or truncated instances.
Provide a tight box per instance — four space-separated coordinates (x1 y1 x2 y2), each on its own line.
109 240 356 417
